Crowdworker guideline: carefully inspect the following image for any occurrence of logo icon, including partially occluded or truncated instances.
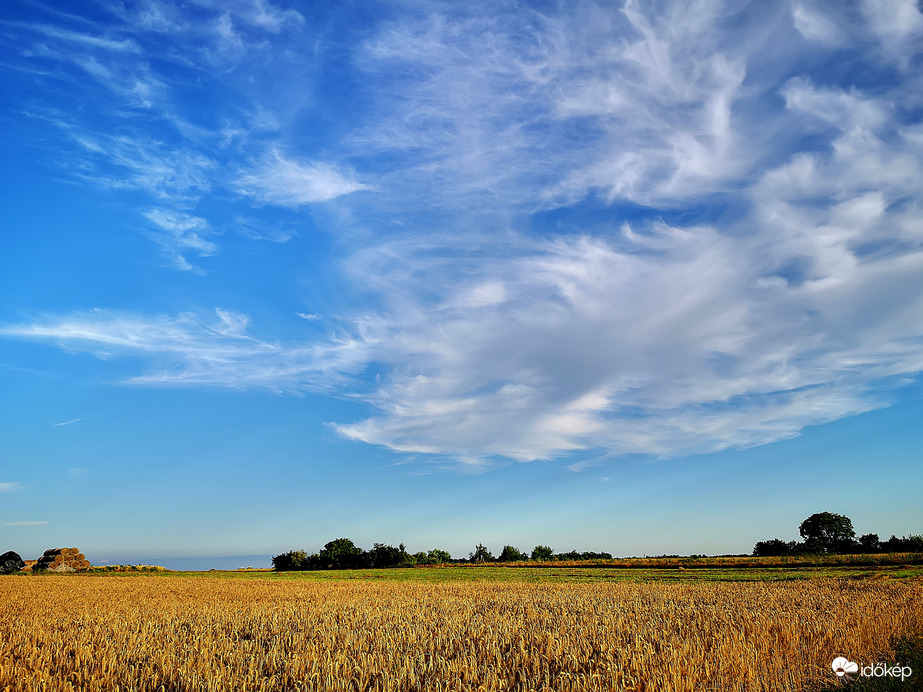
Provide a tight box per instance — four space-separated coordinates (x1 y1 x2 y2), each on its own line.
832 657 859 677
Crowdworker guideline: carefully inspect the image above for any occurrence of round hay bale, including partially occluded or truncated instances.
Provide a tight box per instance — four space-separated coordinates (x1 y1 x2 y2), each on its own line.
74 553 85 561
52 554 65 564
0 551 26 574
79 560 91 569
43 548 63 557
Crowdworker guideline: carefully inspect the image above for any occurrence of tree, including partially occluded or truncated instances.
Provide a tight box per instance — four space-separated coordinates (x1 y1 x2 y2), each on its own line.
368 543 403 568
318 538 365 569
531 545 554 561
799 512 856 554
272 549 309 571
752 539 796 557
469 543 493 563
858 533 881 553
882 534 923 553
497 545 526 562
427 548 453 564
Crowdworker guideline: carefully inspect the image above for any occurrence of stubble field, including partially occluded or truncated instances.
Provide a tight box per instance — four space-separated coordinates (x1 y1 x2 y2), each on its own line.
1 570 921 692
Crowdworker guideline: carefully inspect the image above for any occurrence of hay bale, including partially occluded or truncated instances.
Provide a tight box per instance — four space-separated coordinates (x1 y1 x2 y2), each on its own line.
34 547 90 571
0 551 26 574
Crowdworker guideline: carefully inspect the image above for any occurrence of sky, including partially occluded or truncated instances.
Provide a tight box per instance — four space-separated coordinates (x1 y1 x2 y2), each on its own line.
1 0 922 569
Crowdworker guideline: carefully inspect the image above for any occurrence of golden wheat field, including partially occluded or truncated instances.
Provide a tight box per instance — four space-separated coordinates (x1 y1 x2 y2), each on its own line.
1 575 921 692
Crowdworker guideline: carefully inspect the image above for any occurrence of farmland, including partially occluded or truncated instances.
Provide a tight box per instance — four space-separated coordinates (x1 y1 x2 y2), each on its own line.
2 564 922 691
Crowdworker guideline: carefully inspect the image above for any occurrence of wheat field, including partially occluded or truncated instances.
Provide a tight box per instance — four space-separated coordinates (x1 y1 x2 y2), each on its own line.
1 575 920 691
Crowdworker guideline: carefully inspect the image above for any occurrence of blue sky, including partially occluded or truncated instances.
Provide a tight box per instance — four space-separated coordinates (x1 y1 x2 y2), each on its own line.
2 0 922 568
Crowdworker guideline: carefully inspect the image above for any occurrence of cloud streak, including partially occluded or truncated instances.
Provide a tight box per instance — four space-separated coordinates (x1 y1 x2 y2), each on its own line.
236 151 370 208
0 308 370 394
2 521 48 527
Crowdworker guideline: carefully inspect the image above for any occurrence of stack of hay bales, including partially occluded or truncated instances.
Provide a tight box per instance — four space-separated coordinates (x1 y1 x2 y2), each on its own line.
35 548 90 572
21 560 37 572
0 551 26 574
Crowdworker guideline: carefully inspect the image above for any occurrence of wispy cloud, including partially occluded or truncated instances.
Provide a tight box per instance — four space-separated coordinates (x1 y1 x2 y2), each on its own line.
2 0 923 469
349 2 775 212
143 208 218 271
1 521 48 527
329 203 923 462
236 151 370 208
0 482 23 493
11 23 140 53
70 133 216 203
233 216 297 243
53 418 83 427
0 308 369 394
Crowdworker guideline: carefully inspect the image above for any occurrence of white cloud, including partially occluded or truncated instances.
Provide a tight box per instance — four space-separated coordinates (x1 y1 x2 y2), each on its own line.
329 211 923 462
236 151 370 208
2 521 48 527
782 78 889 131
0 309 370 394
53 418 83 427
0 482 23 493
240 0 305 33
65 131 215 204
861 0 923 51
233 216 296 243
143 208 218 271
4 1 923 468
17 24 140 53
791 3 844 46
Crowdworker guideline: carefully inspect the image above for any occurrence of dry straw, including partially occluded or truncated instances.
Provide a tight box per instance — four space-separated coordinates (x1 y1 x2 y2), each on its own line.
0 576 920 691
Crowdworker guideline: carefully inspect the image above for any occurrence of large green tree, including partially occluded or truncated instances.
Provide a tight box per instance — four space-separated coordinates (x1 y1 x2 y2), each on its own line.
799 512 856 553
318 538 365 569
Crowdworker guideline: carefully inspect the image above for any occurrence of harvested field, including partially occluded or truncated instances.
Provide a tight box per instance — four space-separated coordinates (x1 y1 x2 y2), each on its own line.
1 575 921 691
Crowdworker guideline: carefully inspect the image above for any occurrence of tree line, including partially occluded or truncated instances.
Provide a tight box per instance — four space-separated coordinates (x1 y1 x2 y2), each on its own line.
752 512 923 557
271 539 613 571
271 512 921 571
